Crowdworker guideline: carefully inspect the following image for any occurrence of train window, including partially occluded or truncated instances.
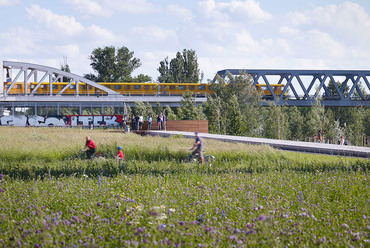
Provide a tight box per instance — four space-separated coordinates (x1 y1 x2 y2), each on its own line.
170 85 175 90
80 85 87 90
70 85 76 89
30 85 35 89
89 86 93 90
178 85 186 90
114 85 122 90
163 86 167 90
5 84 9 89
189 86 195 90
133 85 141 90
124 85 131 90
198 85 206 90
261 86 268 91
152 86 156 90
52 85 58 90
17 84 21 89
41 85 45 89
144 85 150 90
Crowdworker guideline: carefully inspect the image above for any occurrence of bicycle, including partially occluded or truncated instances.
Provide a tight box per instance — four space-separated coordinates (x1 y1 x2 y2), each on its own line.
182 150 216 164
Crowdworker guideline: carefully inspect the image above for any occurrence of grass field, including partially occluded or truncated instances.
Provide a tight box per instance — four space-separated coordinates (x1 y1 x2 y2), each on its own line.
0 127 369 247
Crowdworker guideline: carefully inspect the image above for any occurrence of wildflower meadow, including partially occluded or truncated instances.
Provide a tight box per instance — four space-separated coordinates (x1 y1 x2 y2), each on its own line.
0 127 369 247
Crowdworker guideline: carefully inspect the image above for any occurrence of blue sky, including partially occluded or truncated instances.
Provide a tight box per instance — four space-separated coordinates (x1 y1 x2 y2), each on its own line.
1 0 369 82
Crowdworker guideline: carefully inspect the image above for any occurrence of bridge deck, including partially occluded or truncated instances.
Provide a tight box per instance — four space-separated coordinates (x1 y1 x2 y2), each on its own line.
146 131 370 158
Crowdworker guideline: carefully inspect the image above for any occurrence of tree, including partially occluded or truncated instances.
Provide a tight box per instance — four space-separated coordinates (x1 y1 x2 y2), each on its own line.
164 105 177 120
304 99 328 140
263 104 290 140
287 106 304 141
158 49 201 83
157 57 171 83
60 58 71 82
86 46 142 82
227 94 244 135
204 74 263 136
177 91 205 120
346 107 366 146
132 74 152 83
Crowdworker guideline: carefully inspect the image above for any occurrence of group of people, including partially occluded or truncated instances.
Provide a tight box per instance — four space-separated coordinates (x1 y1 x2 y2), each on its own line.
121 113 167 131
81 136 124 165
81 131 205 164
316 130 347 145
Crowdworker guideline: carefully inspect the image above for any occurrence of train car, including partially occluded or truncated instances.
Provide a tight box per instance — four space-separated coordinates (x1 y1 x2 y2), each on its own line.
160 83 213 96
255 84 286 98
4 82 26 95
100 82 158 95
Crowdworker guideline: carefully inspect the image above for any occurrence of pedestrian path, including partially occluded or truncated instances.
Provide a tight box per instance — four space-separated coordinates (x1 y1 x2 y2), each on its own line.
146 131 370 158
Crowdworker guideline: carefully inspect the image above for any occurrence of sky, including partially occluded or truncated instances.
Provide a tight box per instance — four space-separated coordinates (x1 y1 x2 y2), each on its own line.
0 0 369 82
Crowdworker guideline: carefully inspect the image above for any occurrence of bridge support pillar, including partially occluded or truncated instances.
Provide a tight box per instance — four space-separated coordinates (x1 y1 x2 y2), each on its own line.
0 61 3 97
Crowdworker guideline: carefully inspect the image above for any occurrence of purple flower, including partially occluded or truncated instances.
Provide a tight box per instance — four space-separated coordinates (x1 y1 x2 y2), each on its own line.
35 244 41 248
0 187 4 193
179 221 185 226
0 174 3 180
97 202 102 207
257 215 266 221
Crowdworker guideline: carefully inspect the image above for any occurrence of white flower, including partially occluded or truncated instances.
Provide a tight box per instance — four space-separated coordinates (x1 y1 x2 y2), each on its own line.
157 213 167 220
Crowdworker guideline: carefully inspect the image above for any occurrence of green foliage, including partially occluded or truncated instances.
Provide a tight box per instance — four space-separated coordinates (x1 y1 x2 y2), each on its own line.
177 91 205 120
263 103 290 140
204 74 262 136
132 74 152 82
287 106 304 141
86 46 142 82
346 107 367 146
304 99 327 137
158 49 200 83
164 105 177 120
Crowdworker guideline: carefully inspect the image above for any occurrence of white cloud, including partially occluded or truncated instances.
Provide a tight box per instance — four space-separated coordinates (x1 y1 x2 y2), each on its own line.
63 0 159 17
26 5 84 36
25 5 116 43
55 44 81 58
0 0 20 6
63 0 112 18
166 4 193 21
198 0 272 23
0 27 36 56
288 2 370 45
130 25 177 44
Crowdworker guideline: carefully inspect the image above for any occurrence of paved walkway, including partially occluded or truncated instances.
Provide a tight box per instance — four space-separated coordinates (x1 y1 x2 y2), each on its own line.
146 131 370 158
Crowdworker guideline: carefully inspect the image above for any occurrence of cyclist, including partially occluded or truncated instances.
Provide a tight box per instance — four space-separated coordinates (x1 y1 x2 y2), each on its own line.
81 136 96 159
191 132 204 164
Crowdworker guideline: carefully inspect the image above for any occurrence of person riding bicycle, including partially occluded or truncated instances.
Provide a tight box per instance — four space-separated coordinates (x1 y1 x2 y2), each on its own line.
81 136 96 159
191 132 204 164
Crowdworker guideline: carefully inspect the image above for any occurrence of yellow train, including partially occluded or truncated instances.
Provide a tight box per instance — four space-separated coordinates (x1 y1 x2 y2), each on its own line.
4 82 285 97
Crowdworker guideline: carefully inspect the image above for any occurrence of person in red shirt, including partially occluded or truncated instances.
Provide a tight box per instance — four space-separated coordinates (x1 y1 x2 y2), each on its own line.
82 136 96 159
116 146 124 167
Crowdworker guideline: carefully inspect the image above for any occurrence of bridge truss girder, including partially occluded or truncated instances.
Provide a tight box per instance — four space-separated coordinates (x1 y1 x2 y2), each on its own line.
2 61 118 97
215 69 370 107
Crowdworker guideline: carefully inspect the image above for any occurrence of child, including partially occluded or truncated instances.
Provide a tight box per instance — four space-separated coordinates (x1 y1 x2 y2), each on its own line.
117 146 124 167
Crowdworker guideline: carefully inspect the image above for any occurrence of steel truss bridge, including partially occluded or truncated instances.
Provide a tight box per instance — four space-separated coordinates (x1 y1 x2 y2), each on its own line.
216 69 370 107
0 61 369 116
